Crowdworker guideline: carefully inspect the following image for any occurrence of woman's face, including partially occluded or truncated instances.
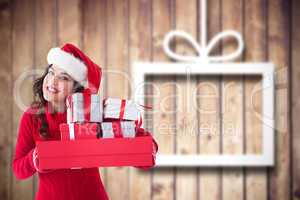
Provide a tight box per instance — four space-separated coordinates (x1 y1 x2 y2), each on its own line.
42 65 74 104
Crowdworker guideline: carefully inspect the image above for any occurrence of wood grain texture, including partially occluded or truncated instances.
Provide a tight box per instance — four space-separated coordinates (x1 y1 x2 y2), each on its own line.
33 0 57 195
105 0 130 199
81 0 107 187
268 0 291 199
128 0 152 199
152 78 176 200
0 0 295 199
152 0 176 199
174 0 198 199
244 0 268 199
0 1 12 199
198 0 222 199
35 0 57 68
175 75 198 200
221 0 244 200
11 0 35 200
292 0 300 199
57 0 82 47
197 76 222 200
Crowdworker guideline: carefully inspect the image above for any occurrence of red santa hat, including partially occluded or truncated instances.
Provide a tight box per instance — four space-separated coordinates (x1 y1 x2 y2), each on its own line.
47 43 101 94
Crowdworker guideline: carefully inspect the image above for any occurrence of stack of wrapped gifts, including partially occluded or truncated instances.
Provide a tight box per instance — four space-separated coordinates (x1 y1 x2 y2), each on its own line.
36 92 158 170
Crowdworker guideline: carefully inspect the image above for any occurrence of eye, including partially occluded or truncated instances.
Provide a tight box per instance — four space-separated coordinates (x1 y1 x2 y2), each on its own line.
58 76 71 81
48 69 54 75
62 76 70 81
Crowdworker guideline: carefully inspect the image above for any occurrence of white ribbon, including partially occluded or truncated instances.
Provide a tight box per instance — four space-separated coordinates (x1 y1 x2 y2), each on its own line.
69 123 75 140
163 0 244 63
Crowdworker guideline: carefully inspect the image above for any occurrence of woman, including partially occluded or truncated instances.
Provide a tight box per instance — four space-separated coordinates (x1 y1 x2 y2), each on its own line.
12 43 111 200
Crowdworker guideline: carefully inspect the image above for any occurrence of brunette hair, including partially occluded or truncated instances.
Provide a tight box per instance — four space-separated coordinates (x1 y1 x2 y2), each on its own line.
31 64 84 138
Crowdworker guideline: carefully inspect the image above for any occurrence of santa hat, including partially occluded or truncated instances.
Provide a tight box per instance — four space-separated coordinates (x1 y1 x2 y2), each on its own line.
47 43 101 94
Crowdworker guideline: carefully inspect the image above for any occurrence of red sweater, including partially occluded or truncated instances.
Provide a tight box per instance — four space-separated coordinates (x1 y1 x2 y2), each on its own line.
12 104 109 200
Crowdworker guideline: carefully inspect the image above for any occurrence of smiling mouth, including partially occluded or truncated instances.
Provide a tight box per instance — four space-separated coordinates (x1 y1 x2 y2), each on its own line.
46 86 59 94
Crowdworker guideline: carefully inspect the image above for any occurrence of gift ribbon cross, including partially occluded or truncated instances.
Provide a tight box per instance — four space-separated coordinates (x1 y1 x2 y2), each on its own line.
163 0 244 63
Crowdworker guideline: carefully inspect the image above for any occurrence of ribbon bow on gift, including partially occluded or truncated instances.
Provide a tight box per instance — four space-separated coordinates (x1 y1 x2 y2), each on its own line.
135 102 152 128
82 89 92 121
66 88 96 122
163 0 244 63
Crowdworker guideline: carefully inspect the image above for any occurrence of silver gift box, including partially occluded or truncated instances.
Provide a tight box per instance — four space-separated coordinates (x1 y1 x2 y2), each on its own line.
66 93 103 123
103 98 139 121
101 121 136 138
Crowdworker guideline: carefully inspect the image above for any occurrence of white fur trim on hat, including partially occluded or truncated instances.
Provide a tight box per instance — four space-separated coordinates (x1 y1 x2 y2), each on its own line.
47 47 87 85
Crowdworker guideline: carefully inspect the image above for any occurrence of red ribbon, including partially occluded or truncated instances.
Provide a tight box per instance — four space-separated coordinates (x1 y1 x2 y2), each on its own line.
119 100 152 121
137 104 152 110
119 99 126 120
135 115 143 130
83 89 91 122
134 104 152 130
111 122 123 138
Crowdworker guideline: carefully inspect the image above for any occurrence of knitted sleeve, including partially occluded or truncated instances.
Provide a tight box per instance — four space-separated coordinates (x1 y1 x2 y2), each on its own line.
12 109 36 179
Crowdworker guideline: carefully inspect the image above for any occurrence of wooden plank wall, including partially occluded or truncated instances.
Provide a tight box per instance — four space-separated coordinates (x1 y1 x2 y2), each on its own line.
11 0 35 200
0 0 298 199
292 0 300 199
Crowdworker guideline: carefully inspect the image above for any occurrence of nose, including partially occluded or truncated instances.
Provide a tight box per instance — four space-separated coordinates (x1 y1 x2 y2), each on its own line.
48 74 59 87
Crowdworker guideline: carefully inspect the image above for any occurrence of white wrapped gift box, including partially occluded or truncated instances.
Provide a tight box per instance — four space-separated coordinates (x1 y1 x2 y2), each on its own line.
66 93 103 123
103 98 139 121
101 121 136 138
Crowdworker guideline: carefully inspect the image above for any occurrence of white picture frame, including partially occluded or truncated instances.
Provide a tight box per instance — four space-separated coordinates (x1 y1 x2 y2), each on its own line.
132 62 275 167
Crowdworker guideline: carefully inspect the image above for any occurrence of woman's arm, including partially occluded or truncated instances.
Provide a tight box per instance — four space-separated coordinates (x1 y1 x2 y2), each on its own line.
12 110 36 179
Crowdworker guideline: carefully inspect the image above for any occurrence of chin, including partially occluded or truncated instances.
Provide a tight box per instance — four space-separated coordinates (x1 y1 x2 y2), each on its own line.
43 92 62 103
43 93 52 103
43 91 49 101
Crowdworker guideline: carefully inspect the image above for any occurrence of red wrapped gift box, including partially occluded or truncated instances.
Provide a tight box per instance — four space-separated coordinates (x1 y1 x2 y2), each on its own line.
36 136 154 170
